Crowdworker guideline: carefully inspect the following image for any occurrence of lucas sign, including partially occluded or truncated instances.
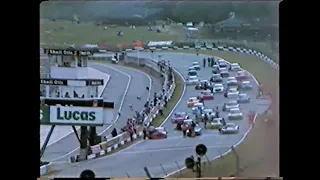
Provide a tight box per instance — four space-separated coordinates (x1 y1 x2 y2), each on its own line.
49 106 104 126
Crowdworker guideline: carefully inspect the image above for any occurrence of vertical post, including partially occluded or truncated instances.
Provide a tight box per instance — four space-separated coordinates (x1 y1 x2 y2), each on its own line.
232 146 240 176
72 126 82 146
196 157 202 178
40 125 55 159
143 167 152 178
79 126 88 161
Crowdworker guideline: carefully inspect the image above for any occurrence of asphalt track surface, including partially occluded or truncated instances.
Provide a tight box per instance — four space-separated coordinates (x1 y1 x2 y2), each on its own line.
42 63 160 162
54 52 270 178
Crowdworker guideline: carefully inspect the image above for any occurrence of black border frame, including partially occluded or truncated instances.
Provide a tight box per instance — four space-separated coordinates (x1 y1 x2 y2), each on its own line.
8 0 315 178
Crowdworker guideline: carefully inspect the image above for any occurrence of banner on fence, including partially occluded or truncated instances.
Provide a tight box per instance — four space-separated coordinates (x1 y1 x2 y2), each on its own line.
148 41 173 47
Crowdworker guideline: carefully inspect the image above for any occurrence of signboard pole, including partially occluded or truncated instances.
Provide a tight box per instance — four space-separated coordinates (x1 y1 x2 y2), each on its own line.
40 125 56 159
79 126 88 161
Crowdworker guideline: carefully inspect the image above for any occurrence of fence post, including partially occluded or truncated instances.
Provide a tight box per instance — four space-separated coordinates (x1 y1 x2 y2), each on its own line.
175 161 182 177
231 146 240 176
143 167 152 178
160 164 167 176
126 172 130 178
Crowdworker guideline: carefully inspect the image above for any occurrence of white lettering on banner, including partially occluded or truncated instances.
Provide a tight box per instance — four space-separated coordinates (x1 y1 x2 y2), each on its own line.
49 106 104 125
148 41 173 47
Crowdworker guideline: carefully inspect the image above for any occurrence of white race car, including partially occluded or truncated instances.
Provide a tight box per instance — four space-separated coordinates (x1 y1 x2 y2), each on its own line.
206 118 223 129
228 108 243 120
240 81 253 90
223 100 240 112
201 108 215 119
213 83 224 93
230 63 241 71
227 77 238 86
192 62 201 70
186 76 200 85
219 123 239 134
237 93 250 103
192 102 205 114
227 88 239 98
188 66 196 71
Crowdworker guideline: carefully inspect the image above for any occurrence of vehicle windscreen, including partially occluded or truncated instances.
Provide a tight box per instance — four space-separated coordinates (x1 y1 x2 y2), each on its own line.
188 71 197 76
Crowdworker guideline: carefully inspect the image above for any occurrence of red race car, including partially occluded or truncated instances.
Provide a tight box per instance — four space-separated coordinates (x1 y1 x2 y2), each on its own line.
171 112 189 124
236 71 249 81
147 126 168 139
200 90 214 100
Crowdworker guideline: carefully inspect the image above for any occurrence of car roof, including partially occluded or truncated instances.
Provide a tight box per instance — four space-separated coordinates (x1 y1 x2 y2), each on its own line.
239 93 247 96
230 108 240 111
232 63 239 65
242 81 250 83
214 83 223 86
189 76 198 78
189 97 197 100
227 100 238 104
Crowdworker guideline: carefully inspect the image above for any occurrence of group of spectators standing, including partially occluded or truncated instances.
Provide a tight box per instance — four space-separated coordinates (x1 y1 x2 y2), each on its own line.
109 60 173 141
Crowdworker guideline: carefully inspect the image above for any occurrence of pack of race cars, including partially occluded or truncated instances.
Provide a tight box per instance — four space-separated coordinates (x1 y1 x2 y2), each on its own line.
172 57 253 137
147 57 254 139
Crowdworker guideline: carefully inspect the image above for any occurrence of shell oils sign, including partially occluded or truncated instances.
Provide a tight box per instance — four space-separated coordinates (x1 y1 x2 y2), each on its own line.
49 106 104 126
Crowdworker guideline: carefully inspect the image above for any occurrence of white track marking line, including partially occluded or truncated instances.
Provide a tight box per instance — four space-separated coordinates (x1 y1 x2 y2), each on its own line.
50 65 132 161
120 145 231 154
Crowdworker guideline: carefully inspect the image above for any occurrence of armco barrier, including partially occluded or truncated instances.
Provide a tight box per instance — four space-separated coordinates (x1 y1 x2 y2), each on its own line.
85 58 175 160
40 55 177 176
124 45 279 71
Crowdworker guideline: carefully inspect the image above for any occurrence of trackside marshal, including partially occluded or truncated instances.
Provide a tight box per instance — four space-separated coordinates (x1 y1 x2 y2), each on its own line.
49 106 104 126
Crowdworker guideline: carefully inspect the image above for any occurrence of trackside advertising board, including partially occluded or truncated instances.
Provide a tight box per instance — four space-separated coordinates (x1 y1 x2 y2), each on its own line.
40 106 104 126
50 106 104 126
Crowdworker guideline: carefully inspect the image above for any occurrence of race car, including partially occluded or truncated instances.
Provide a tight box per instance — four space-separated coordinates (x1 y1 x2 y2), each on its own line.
186 75 200 85
192 62 201 70
199 108 216 121
171 112 189 123
210 74 223 83
219 61 228 68
182 120 202 136
192 102 205 114
206 118 224 129
148 126 168 139
228 108 243 120
213 83 224 93
237 93 250 103
188 66 196 71
212 67 219 74
230 63 241 71
187 70 198 76
220 70 230 78
236 71 249 81
200 90 214 100
226 88 239 98
222 100 240 112
227 77 238 87
239 81 253 90
219 123 239 134
195 80 212 90
187 97 199 107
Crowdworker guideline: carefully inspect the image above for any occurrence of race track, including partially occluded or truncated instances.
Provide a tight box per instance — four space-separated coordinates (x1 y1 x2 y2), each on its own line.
42 63 160 162
53 52 270 178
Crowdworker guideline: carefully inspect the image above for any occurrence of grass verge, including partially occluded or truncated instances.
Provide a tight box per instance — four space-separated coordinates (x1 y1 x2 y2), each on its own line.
166 50 279 177
150 71 183 127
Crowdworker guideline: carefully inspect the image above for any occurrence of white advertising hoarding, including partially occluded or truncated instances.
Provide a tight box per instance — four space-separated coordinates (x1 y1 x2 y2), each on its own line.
49 106 104 126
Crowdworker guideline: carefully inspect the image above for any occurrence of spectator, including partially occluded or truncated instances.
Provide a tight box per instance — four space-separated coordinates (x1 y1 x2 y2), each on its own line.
111 128 117 137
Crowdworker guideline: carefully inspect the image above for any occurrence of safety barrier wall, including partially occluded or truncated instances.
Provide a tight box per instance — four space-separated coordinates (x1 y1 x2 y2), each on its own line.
124 44 279 71
86 57 176 159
